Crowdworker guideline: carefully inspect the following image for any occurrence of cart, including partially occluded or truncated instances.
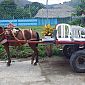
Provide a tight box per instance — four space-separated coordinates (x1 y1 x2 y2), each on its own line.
6 23 85 72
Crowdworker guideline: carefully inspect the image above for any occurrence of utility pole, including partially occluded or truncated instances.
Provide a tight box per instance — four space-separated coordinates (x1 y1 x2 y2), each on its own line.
29 3 31 18
46 0 48 24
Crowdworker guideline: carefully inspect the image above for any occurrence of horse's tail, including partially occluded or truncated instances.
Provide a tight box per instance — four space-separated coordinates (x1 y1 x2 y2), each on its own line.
36 32 39 41
36 32 39 47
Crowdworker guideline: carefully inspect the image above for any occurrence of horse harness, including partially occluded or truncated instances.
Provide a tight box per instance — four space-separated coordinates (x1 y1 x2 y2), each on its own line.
10 28 35 42
0 28 37 44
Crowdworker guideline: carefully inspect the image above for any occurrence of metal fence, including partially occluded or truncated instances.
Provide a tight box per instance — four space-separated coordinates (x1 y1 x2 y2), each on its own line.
0 18 57 26
0 0 75 27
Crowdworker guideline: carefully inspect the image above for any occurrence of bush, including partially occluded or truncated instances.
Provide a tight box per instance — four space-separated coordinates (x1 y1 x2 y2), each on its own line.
9 46 33 58
69 19 81 25
0 44 62 60
39 44 62 58
38 44 46 58
0 45 4 54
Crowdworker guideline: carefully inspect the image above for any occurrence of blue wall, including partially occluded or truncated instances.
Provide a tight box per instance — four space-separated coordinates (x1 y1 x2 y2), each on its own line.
0 18 57 26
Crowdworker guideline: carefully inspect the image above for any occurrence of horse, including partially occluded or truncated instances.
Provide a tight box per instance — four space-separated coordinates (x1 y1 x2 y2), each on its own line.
0 26 39 66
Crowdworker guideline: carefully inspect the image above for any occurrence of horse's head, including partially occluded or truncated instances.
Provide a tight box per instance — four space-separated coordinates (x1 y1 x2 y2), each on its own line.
4 27 20 41
4 27 12 35
0 27 4 34
0 27 7 44
0 27 5 38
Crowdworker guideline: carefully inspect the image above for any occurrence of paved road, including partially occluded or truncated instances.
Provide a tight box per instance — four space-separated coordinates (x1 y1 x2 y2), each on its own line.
40 57 85 85
0 60 46 85
0 57 85 85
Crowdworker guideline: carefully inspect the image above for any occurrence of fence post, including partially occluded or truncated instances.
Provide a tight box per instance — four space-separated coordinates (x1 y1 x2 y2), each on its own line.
17 19 18 26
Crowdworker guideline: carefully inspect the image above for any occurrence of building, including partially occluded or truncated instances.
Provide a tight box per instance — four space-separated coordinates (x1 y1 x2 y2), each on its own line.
35 5 75 24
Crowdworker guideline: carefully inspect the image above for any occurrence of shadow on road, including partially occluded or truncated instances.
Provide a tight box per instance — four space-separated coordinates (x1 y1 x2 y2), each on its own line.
39 56 85 76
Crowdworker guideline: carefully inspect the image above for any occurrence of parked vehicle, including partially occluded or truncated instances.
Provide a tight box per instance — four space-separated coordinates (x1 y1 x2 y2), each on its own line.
56 24 85 72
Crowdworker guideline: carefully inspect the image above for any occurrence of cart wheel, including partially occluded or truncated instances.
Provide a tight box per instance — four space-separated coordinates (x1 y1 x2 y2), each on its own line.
63 45 79 59
70 50 85 73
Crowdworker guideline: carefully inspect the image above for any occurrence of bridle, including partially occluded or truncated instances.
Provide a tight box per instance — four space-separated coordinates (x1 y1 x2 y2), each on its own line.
0 31 5 36
0 29 5 41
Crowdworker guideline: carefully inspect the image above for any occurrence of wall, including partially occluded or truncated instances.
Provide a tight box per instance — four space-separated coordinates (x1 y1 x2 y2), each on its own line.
0 18 57 26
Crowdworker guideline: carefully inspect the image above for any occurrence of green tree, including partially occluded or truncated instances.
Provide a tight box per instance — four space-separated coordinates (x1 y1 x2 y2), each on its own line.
23 9 31 18
76 0 85 16
0 6 5 19
0 0 17 19
24 2 44 18
24 4 31 18
30 2 44 17
73 0 85 26
0 0 44 19
14 8 24 19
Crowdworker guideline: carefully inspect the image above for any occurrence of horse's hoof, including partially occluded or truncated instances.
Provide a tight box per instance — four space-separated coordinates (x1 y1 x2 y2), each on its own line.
34 62 37 66
7 63 10 66
31 61 33 64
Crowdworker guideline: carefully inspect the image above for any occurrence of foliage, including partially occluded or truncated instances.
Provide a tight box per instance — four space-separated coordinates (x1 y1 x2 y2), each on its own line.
75 0 85 16
69 19 81 25
14 8 25 19
30 2 44 17
0 0 44 19
41 24 54 36
0 45 4 54
53 46 62 56
0 0 17 19
71 0 85 26
0 44 61 59
9 46 33 58
24 2 44 17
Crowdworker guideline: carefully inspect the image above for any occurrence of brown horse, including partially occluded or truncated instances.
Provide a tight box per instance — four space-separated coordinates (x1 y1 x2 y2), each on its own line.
0 26 39 66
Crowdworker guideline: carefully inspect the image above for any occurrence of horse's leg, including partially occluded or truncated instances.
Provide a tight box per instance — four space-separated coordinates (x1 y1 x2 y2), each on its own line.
29 44 39 65
33 47 38 65
34 50 38 65
31 52 35 64
3 43 11 66
29 44 35 64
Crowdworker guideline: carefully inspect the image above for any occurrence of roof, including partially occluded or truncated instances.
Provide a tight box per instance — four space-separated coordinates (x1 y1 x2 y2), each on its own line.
35 5 75 18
